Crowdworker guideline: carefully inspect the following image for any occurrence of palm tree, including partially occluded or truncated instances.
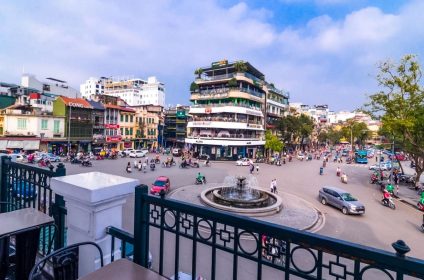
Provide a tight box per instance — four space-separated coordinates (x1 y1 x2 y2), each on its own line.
234 61 247 73
194 68 203 78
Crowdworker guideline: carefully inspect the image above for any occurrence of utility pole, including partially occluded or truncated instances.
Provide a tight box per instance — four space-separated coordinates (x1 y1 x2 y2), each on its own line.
390 139 395 186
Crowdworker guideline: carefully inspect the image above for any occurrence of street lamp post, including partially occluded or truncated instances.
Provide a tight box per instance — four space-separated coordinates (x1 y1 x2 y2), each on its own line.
68 106 72 154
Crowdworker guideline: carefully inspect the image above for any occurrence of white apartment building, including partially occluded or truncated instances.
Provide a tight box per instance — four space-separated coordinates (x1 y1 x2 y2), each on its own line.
103 76 165 107
80 77 107 99
21 74 80 98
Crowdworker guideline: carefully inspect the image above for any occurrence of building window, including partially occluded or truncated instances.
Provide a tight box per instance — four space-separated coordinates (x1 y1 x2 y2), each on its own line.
41 119 48 130
129 128 133 135
120 128 123 135
53 120 60 134
17 118 27 129
130 115 133 122
125 115 129 122
120 115 124 122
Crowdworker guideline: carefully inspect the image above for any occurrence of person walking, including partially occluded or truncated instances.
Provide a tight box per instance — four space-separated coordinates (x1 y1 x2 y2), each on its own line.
273 179 278 194
270 179 274 193
249 163 254 174
256 164 260 174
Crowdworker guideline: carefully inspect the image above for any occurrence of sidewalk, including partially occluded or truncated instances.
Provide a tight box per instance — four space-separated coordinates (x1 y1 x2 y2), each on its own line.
396 183 421 209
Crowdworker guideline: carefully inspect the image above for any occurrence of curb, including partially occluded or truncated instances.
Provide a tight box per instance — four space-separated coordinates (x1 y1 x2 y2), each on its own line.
398 198 419 210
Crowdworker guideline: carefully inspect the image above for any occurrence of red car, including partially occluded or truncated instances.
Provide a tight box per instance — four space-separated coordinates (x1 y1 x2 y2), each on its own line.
395 153 406 161
150 176 171 195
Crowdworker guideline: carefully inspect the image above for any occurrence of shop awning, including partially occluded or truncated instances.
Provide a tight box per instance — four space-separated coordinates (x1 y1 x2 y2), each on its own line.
7 140 23 149
23 140 40 150
0 140 7 150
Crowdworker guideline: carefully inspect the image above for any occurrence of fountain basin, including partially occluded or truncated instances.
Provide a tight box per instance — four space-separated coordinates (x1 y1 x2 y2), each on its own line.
201 187 283 216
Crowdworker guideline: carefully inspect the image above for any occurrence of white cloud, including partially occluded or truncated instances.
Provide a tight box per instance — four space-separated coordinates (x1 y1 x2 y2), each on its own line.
0 0 423 110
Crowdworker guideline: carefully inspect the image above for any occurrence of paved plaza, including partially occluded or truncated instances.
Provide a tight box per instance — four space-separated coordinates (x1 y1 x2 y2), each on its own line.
62 154 424 260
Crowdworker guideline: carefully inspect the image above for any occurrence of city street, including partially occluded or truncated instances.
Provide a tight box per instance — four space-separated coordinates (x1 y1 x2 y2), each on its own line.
62 154 424 260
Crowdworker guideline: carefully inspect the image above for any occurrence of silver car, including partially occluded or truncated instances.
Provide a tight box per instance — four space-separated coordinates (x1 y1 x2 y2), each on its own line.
319 186 365 215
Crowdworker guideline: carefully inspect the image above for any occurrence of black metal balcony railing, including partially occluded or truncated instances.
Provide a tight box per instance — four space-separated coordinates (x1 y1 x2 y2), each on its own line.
128 185 424 280
0 157 67 255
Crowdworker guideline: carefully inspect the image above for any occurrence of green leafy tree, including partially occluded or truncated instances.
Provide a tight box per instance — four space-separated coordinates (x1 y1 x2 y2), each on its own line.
277 114 314 148
298 114 315 147
265 131 284 155
364 54 424 183
340 119 371 146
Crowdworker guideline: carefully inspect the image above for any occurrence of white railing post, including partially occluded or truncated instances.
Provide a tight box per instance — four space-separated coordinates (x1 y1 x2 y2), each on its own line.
51 172 139 277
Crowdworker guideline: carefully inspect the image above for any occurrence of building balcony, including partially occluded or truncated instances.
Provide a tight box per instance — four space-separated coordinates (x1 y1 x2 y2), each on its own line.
190 102 262 113
187 121 263 130
190 88 264 102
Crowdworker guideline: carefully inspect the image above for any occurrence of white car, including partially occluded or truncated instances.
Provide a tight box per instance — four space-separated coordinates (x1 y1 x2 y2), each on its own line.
236 158 252 166
121 148 135 156
129 150 147 158
297 154 305 160
369 163 390 171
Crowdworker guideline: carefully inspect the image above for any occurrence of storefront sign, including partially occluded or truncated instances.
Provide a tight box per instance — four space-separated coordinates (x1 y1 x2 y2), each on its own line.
105 124 120 129
68 102 85 108
195 140 203 144
247 123 261 128
106 136 122 142
211 60 228 67
246 109 262 116
192 121 211 126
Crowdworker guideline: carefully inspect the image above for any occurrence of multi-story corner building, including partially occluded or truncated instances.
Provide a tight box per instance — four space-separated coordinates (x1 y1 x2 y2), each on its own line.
87 100 106 149
53 96 93 153
80 77 107 100
132 105 164 149
21 74 80 98
0 104 65 153
119 108 136 150
102 76 165 107
265 84 289 133
164 106 189 148
186 60 267 160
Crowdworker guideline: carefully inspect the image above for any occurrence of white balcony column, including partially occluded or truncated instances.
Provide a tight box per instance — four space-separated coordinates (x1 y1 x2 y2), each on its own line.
51 172 139 278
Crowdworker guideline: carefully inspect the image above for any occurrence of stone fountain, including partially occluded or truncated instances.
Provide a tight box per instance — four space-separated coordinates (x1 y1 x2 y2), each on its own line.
200 175 283 216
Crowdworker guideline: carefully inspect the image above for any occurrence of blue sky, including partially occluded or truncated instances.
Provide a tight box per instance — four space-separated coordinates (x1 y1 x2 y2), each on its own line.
0 0 423 110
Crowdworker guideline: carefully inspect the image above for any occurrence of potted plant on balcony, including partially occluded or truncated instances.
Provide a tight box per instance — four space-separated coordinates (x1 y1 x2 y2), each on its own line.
194 68 203 79
190 82 199 92
227 78 238 88
234 61 248 73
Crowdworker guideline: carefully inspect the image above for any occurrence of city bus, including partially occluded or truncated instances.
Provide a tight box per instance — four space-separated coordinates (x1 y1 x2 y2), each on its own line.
355 150 368 164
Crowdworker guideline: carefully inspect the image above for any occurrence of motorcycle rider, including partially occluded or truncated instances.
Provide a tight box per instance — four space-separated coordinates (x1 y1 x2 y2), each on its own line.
336 167 341 177
138 160 142 171
126 162 132 173
196 172 205 184
382 189 391 205
341 173 348 183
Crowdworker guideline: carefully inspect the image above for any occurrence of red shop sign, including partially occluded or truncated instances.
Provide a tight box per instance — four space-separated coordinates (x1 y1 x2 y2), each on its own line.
105 124 120 129
106 136 122 142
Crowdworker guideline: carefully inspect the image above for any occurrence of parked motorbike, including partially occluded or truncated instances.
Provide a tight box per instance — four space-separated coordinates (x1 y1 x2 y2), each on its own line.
180 162 189 168
150 163 156 171
81 159 92 167
370 173 378 184
418 202 424 212
71 158 81 164
195 176 206 184
381 197 396 209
